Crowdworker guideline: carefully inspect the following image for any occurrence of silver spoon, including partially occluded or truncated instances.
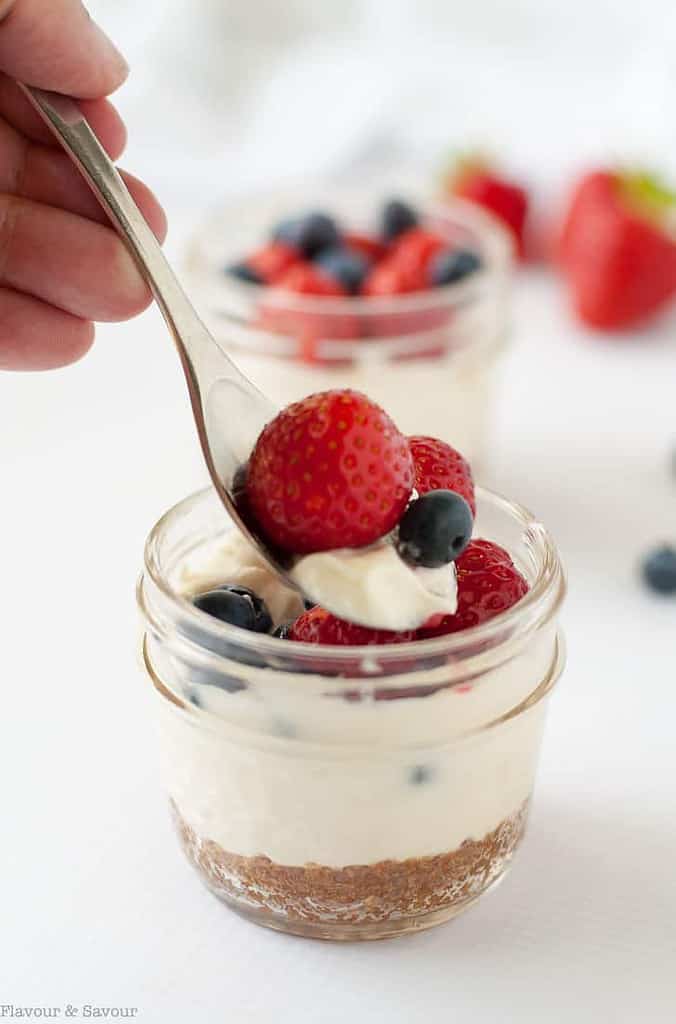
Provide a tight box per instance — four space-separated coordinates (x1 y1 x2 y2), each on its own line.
20 84 458 632
20 85 286 563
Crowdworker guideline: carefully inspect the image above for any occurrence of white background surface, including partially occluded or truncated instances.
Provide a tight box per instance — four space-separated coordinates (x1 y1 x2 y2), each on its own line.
2 1 676 1021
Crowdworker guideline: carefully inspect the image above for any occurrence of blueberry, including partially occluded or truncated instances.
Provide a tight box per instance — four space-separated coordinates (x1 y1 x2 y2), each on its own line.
397 490 473 568
272 211 339 258
193 585 273 633
271 716 297 739
273 620 294 639
316 246 368 293
641 545 676 595
381 198 418 241
409 764 434 786
430 248 482 286
226 262 263 285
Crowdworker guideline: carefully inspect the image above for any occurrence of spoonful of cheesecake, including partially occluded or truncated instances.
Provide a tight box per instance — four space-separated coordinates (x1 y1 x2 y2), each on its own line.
20 85 470 630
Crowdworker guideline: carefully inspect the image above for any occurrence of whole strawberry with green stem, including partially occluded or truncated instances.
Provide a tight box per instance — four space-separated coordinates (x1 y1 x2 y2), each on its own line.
558 169 676 330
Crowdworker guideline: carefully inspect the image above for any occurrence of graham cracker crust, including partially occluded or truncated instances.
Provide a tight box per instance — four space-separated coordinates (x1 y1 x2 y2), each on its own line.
171 799 528 927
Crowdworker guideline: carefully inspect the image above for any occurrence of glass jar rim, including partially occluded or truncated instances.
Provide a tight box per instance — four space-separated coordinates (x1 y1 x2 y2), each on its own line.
138 485 566 674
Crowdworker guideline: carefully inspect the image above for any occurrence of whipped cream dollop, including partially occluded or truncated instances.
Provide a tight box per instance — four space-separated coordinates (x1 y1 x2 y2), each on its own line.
180 530 304 628
290 542 457 631
183 529 458 633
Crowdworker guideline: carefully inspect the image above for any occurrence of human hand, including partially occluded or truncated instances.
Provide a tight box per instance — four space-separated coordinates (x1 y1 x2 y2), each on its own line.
0 0 167 370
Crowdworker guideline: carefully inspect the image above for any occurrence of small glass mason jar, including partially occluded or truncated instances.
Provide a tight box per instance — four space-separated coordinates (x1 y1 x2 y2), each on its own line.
184 186 512 464
137 486 565 941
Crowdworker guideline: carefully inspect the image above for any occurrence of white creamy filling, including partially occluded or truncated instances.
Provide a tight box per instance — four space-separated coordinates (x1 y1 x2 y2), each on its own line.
159 676 549 867
290 543 457 631
182 522 458 633
162 528 559 868
179 530 304 628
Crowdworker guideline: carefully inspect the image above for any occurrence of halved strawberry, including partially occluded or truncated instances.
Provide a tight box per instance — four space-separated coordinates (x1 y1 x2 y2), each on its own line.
247 242 300 283
257 262 360 354
343 231 388 263
288 606 415 645
389 227 447 280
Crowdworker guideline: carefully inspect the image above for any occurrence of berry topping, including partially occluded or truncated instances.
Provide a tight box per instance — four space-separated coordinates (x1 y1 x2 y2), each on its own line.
397 490 473 568
193 585 273 633
343 231 388 262
315 246 369 294
390 227 446 277
641 545 676 595
288 606 415 645
273 212 340 258
274 263 347 296
246 242 299 284
246 389 414 554
226 262 264 285
418 540 528 637
408 436 476 516
381 198 419 241
362 260 424 296
430 248 482 286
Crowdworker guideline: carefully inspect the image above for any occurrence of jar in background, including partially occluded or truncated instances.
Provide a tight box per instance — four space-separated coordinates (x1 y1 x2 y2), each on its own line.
185 186 513 465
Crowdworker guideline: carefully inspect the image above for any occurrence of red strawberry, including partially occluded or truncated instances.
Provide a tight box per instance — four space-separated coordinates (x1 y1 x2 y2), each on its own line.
257 263 359 353
558 169 676 330
362 234 454 341
247 242 300 283
408 435 475 516
288 606 415 645
418 539 528 637
446 158 528 260
344 231 388 263
389 227 446 279
274 262 347 297
362 259 448 341
246 389 414 554
362 259 426 296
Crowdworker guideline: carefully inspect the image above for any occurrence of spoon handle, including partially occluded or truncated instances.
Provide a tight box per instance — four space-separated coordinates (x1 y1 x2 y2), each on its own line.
18 84 243 386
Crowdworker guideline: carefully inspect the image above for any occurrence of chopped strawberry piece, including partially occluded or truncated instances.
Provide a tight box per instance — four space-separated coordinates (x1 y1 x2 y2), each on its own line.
558 169 676 330
274 263 347 296
389 227 446 279
343 231 388 263
247 242 300 283
288 606 415 645
257 262 360 353
362 259 426 296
